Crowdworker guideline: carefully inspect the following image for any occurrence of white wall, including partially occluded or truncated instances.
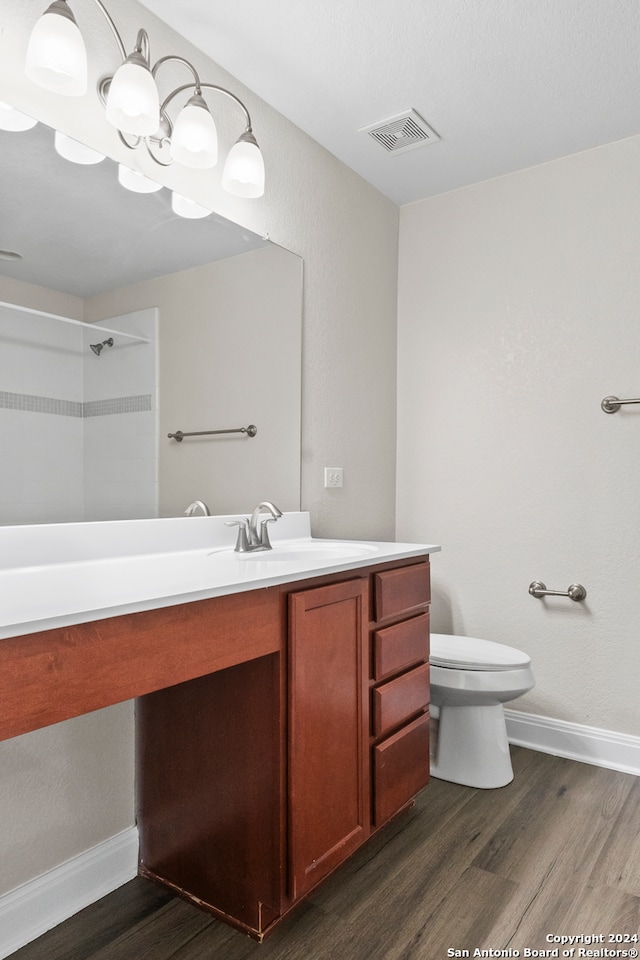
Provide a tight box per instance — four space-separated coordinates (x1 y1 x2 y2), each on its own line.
397 134 640 738
0 0 398 911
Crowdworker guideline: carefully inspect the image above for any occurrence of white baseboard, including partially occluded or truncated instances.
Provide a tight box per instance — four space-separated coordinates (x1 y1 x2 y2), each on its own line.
505 709 640 777
0 827 138 960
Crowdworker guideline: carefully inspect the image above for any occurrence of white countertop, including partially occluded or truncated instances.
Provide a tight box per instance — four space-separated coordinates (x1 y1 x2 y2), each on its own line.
0 513 440 639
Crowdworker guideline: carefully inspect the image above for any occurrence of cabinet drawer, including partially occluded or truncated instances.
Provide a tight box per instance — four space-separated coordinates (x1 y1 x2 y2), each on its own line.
373 612 429 681
373 713 430 825
372 662 430 738
373 562 430 622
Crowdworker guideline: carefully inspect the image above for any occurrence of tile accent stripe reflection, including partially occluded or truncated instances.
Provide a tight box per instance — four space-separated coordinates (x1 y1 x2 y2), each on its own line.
83 395 152 417
0 391 152 418
0 391 82 417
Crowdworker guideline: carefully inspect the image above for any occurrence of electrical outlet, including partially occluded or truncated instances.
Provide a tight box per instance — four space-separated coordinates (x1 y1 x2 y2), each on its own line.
324 467 343 488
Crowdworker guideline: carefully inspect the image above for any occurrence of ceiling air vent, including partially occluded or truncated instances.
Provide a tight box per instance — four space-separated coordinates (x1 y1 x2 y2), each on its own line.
360 109 440 155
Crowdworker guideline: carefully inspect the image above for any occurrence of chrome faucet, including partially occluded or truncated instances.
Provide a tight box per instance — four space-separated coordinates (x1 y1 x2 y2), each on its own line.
184 500 210 517
226 501 283 552
249 500 283 548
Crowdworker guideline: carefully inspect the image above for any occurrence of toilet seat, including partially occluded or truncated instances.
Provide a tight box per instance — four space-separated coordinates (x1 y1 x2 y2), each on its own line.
430 633 531 672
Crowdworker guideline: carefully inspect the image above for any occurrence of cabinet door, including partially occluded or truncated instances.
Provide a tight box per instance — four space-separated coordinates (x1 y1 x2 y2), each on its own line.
288 578 369 899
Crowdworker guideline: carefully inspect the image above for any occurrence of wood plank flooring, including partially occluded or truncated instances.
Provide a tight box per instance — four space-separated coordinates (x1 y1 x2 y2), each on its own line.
12 748 640 960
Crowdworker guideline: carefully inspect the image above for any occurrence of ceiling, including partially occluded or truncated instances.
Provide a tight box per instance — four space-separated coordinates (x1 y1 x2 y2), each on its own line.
0 123 268 297
137 0 640 205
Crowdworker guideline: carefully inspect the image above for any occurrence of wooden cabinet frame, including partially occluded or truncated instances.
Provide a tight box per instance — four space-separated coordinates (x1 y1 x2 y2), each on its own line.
0 555 431 941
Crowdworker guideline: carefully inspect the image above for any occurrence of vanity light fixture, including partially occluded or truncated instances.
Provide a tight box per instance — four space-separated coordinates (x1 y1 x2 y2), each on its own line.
25 0 88 97
0 101 38 132
222 130 265 198
103 29 159 137
170 93 218 169
117 163 162 193
54 129 105 164
171 191 212 219
24 0 266 198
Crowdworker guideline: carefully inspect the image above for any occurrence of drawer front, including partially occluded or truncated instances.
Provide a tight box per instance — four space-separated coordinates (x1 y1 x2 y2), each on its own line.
372 662 430 738
373 712 430 825
374 562 430 623
373 612 429 681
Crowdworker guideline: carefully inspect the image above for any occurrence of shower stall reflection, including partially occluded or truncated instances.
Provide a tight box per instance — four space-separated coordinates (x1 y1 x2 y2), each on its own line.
0 302 158 524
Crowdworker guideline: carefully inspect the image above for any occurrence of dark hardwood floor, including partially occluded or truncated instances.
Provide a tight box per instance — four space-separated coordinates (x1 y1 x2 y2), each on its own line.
12 748 640 960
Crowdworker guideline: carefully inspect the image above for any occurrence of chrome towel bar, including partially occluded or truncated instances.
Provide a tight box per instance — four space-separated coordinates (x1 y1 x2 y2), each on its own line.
529 581 587 602
168 424 257 442
601 395 640 414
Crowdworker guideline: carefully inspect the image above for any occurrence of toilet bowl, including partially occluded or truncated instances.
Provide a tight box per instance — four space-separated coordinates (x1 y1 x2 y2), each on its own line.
429 633 535 789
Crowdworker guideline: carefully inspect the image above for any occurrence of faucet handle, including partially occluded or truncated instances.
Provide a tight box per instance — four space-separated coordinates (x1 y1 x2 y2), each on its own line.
258 516 278 549
225 518 251 552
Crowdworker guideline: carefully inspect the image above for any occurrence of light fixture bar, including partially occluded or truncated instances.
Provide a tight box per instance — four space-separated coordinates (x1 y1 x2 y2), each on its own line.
82 0 125 58
24 0 266 197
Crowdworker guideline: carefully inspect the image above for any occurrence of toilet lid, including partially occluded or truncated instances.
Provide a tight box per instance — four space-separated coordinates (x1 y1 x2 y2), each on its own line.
430 633 531 671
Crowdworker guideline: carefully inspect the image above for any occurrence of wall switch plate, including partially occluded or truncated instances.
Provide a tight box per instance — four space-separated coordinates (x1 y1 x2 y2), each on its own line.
324 467 343 488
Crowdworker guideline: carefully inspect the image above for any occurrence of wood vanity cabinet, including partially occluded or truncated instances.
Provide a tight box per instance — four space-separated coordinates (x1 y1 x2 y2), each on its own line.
288 578 369 899
0 555 430 940
370 564 431 826
285 561 431 900
137 557 431 939
0 552 432 940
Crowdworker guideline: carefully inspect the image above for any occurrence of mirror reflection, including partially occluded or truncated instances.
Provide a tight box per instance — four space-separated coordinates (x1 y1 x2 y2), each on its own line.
0 118 302 525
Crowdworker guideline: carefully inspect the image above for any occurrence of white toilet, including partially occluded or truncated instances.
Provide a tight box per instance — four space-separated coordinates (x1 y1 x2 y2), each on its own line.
429 633 535 789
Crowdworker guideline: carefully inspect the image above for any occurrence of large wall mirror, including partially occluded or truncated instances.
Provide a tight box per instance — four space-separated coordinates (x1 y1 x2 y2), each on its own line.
0 116 302 525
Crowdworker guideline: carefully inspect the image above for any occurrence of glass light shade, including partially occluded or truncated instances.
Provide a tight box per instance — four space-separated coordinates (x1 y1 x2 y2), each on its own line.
54 130 105 164
118 164 162 193
221 133 265 198
105 56 160 136
171 192 212 219
0 102 38 132
170 95 218 169
25 1 87 97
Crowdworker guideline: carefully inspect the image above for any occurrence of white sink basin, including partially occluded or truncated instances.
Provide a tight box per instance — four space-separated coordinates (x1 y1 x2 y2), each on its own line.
231 539 380 562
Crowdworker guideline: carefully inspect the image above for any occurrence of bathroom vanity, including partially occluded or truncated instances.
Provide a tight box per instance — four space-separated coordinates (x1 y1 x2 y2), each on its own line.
0 513 439 940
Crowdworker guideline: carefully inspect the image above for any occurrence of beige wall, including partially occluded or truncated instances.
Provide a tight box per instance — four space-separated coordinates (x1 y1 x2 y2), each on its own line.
86 244 303 517
0 704 134 896
0 276 84 321
0 0 399 897
397 134 640 737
